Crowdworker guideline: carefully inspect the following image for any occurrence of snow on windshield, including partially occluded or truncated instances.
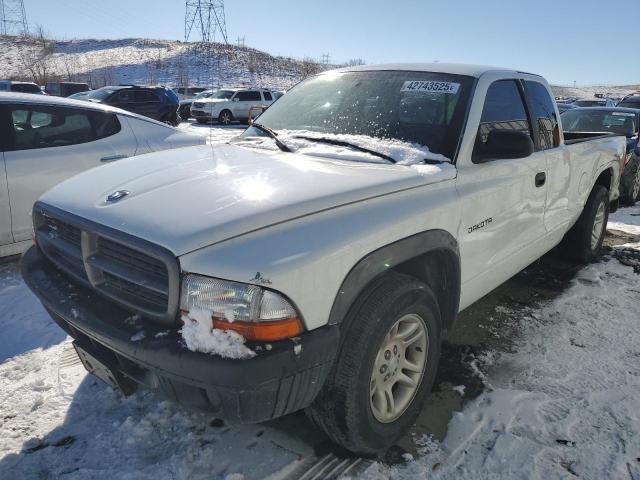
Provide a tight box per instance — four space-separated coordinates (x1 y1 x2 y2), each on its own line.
235 129 452 165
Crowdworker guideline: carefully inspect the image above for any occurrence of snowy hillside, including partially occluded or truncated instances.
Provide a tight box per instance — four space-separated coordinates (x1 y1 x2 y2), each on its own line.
0 35 330 90
551 84 639 100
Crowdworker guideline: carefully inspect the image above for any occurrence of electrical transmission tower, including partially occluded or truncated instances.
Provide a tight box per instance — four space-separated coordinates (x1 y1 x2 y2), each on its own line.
0 0 29 36
184 0 228 45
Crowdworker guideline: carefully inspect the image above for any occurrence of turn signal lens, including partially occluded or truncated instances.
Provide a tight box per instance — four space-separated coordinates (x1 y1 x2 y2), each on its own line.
212 317 303 342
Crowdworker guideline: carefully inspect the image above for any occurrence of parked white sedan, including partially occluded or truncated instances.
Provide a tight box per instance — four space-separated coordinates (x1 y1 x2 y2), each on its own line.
0 93 205 258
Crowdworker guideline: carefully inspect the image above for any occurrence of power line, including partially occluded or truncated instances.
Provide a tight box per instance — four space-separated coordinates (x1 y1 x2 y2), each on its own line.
184 0 228 44
1 0 28 36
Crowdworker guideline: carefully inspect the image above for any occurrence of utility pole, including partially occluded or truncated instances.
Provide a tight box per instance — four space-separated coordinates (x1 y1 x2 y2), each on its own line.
236 35 245 48
0 0 29 36
184 0 228 44
321 53 330 64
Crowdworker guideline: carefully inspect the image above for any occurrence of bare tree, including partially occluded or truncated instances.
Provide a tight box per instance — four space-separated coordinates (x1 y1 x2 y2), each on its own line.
18 24 55 85
300 57 321 78
346 58 365 66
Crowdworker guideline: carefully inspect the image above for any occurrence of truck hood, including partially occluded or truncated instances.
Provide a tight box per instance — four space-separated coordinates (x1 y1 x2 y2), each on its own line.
39 144 456 256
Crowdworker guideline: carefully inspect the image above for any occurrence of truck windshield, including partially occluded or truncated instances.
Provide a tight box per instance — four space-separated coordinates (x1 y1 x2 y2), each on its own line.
242 70 474 160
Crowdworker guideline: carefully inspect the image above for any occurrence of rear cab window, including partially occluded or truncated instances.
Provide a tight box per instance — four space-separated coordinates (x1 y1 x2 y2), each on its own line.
525 80 560 149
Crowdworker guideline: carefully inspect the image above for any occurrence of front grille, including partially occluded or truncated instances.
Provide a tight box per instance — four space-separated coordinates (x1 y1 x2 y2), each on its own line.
34 204 179 324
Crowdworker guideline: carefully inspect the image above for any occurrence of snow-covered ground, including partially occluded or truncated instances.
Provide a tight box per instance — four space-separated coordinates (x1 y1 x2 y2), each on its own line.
375 207 640 479
1 124 639 479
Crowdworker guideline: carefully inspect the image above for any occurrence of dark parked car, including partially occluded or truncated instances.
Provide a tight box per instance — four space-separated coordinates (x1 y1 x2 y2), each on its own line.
45 82 90 97
74 85 180 125
561 107 640 204
573 99 616 107
617 94 640 109
557 102 576 114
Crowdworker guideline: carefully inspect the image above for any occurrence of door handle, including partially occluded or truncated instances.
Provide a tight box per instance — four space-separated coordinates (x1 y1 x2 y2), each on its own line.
100 154 127 163
535 172 546 187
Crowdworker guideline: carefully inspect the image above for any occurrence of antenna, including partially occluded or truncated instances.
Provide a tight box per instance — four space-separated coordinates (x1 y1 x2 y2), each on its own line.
1 0 29 36
184 0 228 44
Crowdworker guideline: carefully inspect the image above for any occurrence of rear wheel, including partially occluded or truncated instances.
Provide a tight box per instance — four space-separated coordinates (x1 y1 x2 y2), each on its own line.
307 272 441 455
218 110 233 125
561 185 609 263
626 165 640 205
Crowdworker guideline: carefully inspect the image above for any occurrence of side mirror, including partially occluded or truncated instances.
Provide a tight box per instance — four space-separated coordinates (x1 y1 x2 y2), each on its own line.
473 129 534 163
233 97 239 102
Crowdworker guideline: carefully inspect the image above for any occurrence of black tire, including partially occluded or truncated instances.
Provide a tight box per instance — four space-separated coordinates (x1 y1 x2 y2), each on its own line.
307 272 441 455
561 185 609 263
218 109 233 125
622 162 640 206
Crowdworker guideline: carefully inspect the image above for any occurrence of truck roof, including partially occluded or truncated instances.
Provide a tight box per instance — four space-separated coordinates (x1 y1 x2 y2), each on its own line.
336 62 530 78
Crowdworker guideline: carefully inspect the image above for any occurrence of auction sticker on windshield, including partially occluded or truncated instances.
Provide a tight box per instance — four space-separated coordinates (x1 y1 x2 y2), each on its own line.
401 81 460 94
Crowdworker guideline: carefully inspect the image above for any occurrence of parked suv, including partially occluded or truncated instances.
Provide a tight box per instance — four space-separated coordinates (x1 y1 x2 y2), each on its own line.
191 88 275 124
0 81 44 95
75 85 180 126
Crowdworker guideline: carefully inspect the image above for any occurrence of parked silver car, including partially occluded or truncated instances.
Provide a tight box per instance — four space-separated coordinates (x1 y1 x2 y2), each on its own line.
0 93 205 257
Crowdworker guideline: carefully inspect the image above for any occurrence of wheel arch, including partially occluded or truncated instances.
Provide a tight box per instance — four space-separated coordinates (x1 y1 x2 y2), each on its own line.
594 167 612 192
328 229 461 334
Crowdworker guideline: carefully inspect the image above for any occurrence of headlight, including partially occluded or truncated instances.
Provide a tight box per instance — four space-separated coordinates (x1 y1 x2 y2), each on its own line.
180 274 302 341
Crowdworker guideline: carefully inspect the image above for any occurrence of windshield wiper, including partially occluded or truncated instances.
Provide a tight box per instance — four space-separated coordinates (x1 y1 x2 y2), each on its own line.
250 123 291 152
293 135 396 164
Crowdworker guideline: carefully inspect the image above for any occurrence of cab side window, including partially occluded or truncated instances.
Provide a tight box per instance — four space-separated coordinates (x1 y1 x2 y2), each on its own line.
525 80 560 149
476 80 531 144
263 92 273 101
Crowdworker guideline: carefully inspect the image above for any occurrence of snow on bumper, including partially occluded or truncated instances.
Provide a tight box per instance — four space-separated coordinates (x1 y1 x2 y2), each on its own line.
21 246 338 423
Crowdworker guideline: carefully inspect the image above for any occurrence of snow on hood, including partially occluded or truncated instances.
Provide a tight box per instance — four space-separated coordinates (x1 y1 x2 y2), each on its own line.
233 129 451 165
39 144 456 255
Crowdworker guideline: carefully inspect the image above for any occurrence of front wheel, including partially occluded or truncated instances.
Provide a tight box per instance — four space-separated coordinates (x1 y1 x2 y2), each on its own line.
561 185 609 263
307 272 441 455
218 110 233 125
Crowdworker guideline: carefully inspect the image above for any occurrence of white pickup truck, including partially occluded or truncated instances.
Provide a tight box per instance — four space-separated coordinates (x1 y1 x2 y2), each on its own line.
23 64 625 455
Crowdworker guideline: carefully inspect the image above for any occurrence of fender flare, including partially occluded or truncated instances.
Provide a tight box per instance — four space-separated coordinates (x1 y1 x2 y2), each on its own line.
327 229 461 332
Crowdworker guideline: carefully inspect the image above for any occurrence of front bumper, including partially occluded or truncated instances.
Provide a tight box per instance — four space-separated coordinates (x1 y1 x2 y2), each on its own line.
22 246 338 423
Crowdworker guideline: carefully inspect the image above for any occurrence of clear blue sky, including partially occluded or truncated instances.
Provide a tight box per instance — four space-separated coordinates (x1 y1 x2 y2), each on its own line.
24 0 640 86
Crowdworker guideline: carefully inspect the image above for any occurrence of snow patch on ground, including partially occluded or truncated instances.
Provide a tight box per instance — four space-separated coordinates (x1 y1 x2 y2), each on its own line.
180 308 255 359
609 204 640 235
381 229 640 479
